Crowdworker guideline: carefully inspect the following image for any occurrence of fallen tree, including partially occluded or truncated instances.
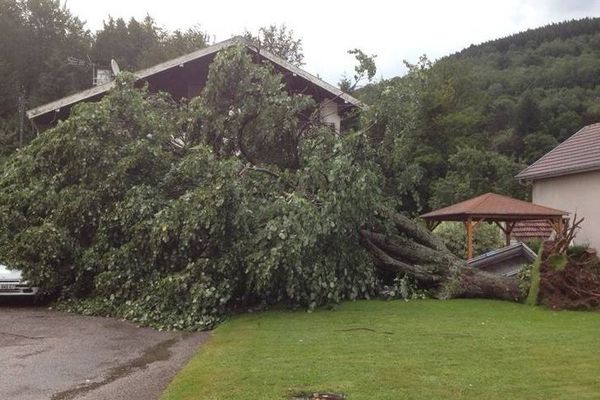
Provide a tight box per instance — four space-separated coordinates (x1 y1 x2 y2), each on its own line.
360 213 524 302
0 45 527 331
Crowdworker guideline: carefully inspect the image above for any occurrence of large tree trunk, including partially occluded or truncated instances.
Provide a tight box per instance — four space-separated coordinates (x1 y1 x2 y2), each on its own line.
360 213 523 302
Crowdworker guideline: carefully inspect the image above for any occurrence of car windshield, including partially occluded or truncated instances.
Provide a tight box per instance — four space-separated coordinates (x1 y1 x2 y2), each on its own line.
0 264 22 280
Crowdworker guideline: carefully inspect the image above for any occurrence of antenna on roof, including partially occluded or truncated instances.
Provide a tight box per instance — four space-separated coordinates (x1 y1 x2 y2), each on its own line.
110 59 121 76
67 56 87 67
67 55 113 86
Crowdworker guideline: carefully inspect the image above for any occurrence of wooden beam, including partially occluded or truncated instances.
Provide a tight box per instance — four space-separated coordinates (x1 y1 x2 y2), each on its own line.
494 221 507 235
473 218 486 229
493 221 516 246
549 217 565 237
504 221 516 246
425 220 441 232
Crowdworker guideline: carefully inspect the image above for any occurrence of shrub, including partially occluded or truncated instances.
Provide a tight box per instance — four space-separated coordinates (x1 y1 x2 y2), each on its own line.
526 239 542 254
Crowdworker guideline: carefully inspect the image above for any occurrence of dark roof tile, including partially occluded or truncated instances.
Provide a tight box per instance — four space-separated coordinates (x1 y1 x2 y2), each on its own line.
516 123 600 180
512 220 553 242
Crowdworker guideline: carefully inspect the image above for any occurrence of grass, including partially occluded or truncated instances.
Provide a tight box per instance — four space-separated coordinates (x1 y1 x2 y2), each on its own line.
162 299 600 400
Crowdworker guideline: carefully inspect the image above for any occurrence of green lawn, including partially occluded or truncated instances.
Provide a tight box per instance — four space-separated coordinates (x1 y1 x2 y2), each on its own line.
162 299 600 400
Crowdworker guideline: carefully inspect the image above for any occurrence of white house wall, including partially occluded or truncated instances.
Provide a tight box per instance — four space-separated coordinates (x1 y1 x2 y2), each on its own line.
532 170 600 250
319 99 341 133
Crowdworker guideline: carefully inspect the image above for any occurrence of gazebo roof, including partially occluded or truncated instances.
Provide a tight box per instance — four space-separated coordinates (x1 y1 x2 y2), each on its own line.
421 192 568 222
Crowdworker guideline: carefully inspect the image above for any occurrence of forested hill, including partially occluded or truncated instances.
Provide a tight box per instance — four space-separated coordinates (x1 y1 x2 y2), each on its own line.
357 17 600 212
446 16 600 148
456 17 600 59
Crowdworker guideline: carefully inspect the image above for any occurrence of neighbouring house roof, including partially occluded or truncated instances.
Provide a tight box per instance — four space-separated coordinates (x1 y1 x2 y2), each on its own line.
421 192 568 222
516 123 600 181
27 36 364 127
467 242 537 277
512 220 554 243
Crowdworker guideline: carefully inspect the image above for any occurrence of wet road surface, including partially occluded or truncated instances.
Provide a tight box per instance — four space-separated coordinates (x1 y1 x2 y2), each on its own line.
0 302 208 400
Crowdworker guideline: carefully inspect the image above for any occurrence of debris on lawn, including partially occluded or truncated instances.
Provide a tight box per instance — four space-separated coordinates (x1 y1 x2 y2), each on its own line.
290 391 347 400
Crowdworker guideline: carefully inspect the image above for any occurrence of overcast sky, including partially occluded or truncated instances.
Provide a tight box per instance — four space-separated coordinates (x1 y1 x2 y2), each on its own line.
68 0 600 84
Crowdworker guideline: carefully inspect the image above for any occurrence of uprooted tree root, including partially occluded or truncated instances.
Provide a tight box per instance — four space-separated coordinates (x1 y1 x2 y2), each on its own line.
360 213 524 302
538 244 600 310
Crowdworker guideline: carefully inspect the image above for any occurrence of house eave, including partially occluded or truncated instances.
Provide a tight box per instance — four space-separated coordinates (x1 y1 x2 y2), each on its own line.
515 164 600 182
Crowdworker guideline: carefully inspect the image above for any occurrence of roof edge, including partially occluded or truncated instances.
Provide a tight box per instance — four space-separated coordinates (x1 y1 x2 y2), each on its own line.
515 123 600 181
515 162 600 181
27 36 364 121
420 192 569 220
239 37 365 109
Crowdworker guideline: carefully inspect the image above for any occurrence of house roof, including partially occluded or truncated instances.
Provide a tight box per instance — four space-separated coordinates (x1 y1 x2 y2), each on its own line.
26 36 364 122
512 220 554 242
421 192 567 222
516 123 600 181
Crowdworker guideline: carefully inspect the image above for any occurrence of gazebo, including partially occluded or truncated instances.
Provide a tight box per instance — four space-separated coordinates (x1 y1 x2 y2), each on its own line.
421 192 568 259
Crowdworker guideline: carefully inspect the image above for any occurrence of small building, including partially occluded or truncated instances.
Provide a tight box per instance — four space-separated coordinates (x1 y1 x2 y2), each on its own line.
516 123 600 250
26 37 363 132
467 242 537 277
420 192 567 259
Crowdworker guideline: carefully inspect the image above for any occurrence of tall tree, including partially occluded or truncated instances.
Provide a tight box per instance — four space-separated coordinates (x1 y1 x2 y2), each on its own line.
0 0 91 147
243 24 304 66
92 15 209 71
514 91 542 136
429 146 527 209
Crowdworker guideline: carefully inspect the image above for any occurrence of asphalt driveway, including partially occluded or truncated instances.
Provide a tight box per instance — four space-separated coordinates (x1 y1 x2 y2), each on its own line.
0 303 209 400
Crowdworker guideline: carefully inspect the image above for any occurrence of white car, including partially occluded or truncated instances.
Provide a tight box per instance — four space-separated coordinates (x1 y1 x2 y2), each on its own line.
0 264 39 296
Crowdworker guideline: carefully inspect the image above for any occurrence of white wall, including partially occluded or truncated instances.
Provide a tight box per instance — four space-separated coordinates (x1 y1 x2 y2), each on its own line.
319 99 341 133
532 170 600 250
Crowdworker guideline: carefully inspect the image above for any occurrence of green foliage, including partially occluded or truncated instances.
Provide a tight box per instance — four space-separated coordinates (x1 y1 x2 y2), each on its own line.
243 24 304 66
360 56 429 211
358 17 600 212
92 15 209 71
547 254 568 270
517 262 532 295
525 246 543 306
0 117 19 160
434 222 504 258
0 0 91 115
514 91 542 136
0 48 384 330
567 244 590 257
526 239 542 254
190 44 315 168
430 147 528 209
0 2 209 153
379 274 429 300
339 49 378 92
0 0 91 149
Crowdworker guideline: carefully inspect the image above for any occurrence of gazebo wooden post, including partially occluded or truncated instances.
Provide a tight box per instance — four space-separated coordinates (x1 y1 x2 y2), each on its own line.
464 217 474 260
504 221 516 246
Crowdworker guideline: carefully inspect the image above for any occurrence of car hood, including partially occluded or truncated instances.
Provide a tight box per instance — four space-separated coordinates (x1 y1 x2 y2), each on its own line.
0 264 22 281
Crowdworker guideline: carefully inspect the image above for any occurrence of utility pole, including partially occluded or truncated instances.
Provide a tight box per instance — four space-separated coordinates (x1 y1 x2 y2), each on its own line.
18 87 25 148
